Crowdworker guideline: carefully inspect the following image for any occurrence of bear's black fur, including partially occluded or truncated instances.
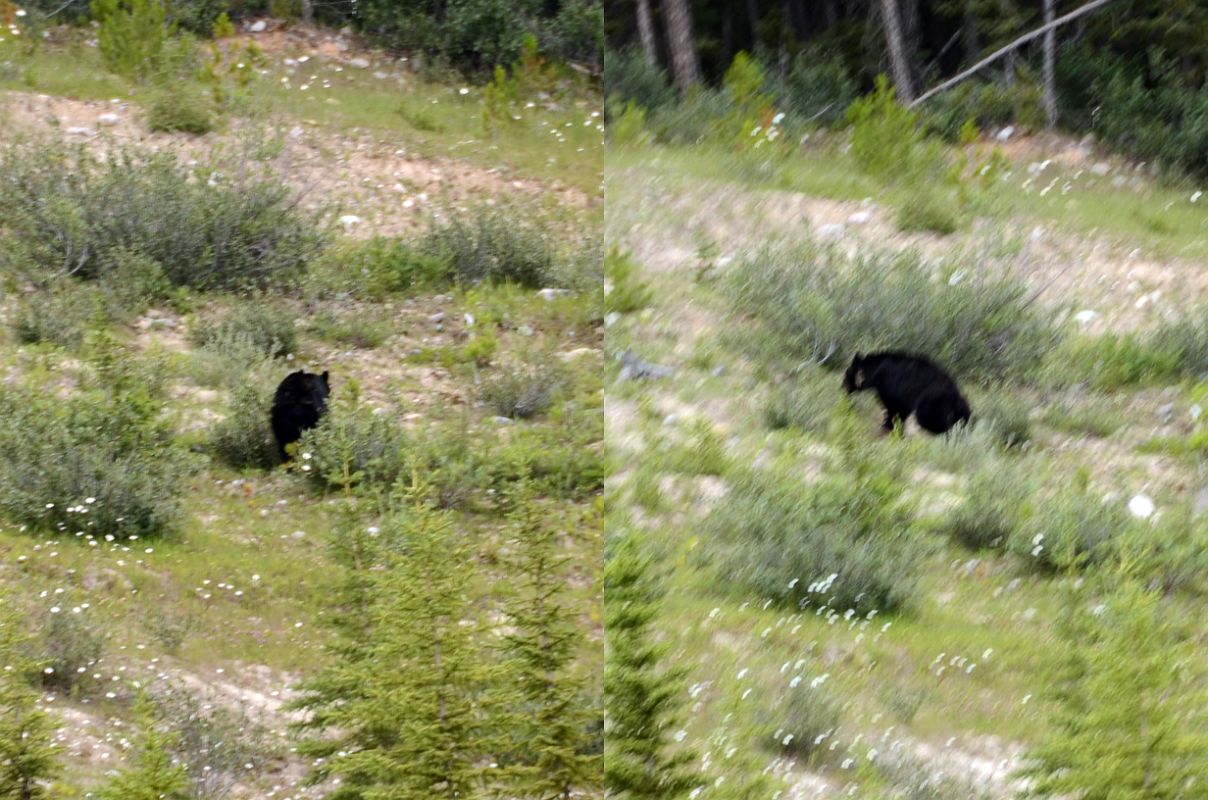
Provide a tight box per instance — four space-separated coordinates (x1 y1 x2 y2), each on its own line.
271 370 331 460
842 351 971 434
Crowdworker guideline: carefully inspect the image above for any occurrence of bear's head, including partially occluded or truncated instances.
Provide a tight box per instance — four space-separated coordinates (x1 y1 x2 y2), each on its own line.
842 355 866 393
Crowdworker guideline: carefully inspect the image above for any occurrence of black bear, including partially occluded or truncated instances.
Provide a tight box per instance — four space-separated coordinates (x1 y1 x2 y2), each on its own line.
842 351 971 434
270 370 331 460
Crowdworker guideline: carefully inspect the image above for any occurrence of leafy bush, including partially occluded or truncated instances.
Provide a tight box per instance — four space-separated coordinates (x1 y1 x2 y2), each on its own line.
92 0 169 81
845 76 924 184
1010 488 1132 572
972 392 1031 449
190 301 296 359
647 88 730 146
296 390 408 492
0 137 326 290
705 424 921 614
542 0 602 68
480 361 562 419
603 47 674 113
727 242 1058 383
420 206 557 288
764 378 838 435
603 247 652 314
1062 333 1180 389
0 381 188 539
39 608 105 694
146 82 215 133
773 49 856 128
941 466 1032 551
896 192 960 235
756 682 843 762
11 281 98 347
307 311 391 350
209 383 279 470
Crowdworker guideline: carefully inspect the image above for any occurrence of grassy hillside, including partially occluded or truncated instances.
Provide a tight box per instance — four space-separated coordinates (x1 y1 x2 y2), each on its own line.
605 132 1208 797
0 20 603 799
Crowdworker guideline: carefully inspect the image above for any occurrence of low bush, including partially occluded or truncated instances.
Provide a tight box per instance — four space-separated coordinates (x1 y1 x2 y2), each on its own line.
0 137 327 291
756 682 843 762
92 0 169 82
895 192 961 235
338 237 453 297
1010 487 1132 572
602 47 674 113
772 49 856 128
941 466 1033 551
727 242 1057 383
972 392 1031 449
307 311 392 350
209 382 279 470
705 422 921 613
190 300 296 359
764 376 841 435
11 281 98 347
39 608 105 695
480 361 563 419
296 390 408 492
420 206 558 288
603 247 652 314
0 380 188 539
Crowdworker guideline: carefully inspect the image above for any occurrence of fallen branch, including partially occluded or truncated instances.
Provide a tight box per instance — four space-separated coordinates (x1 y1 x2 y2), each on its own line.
909 0 1121 108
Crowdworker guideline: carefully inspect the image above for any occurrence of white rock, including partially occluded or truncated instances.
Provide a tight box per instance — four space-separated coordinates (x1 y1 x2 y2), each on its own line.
1073 309 1097 326
65 126 96 136
349 57 370 69
817 223 844 239
337 214 362 230
847 210 872 226
289 125 304 139
97 112 120 126
995 125 1014 142
249 20 267 32
1090 162 1111 176
1192 190 1203 203
538 288 567 300
1128 494 1155 519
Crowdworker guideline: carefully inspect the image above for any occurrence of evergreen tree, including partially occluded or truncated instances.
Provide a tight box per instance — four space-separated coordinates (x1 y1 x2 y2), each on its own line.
1020 580 1208 799
499 485 601 799
292 483 502 800
604 531 698 799
0 600 59 800
95 693 190 800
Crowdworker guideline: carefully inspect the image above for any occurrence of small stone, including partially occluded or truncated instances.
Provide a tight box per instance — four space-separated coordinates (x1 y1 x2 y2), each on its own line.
349 57 370 69
1191 404 1202 421
604 312 621 327
518 325 534 336
337 214 362 230
711 366 725 377
249 20 267 32
538 288 567 300
817 223 844 239
289 125 304 139
1073 309 1097 326
65 126 96 136
1195 487 1208 517
995 125 1014 142
663 414 678 426
1157 403 1175 423
428 311 445 323
97 112 120 126
290 530 305 539
847 210 872 226
491 416 515 426
1090 162 1111 176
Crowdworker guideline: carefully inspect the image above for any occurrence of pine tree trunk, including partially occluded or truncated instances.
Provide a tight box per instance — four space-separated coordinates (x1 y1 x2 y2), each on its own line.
1043 0 1058 129
636 0 658 67
662 0 701 90
879 0 914 102
301 0 313 24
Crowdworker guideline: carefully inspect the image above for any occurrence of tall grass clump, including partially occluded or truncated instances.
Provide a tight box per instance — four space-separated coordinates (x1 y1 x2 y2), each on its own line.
705 413 921 613
190 300 297 359
420 206 557 288
0 137 326 291
727 241 1058 383
1010 485 1132 572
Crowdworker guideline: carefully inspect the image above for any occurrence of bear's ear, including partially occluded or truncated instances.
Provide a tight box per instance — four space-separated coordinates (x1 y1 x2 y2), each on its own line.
321 370 330 387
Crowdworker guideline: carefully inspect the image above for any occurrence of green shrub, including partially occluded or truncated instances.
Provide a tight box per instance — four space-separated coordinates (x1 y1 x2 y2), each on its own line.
1062 333 1180 389
146 83 215 133
845 76 923 184
764 378 838 435
307 311 392 350
705 427 921 614
773 49 856 128
972 392 1031 448
603 47 674 114
296 390 408 492
727 242 1058 383
0 137 327 290
647 88 730 146
490 410 603 499
941 466 1032 551
420 206 558 288
39 608 105 694
605 100 649 147
480 361 562 419
0 381 188 539
756 681 843 762
92 0 169 82
895 192 960 235
12 281 98 347
1010 488 1131 572
603 247 652 314
190 301 296 359
209 383 279 470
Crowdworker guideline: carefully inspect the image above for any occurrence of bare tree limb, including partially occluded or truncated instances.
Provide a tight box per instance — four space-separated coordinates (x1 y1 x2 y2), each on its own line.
909 0 1121 108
